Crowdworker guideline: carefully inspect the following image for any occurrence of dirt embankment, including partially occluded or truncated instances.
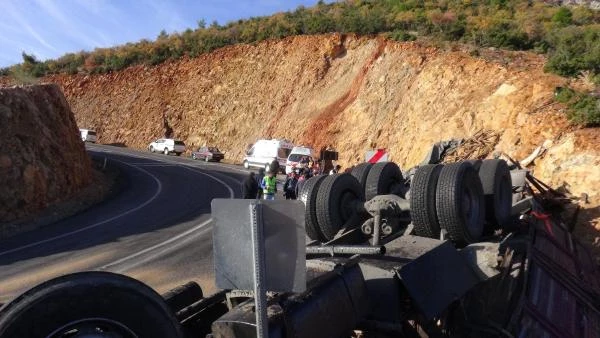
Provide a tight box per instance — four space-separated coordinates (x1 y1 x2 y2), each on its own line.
0 84 93 223
14 33 596 239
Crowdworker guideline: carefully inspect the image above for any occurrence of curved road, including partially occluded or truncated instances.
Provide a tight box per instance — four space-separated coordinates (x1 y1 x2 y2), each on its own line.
0 144 250 303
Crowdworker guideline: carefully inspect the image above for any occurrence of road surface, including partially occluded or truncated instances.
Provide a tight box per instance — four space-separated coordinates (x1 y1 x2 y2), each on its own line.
0 144 253 304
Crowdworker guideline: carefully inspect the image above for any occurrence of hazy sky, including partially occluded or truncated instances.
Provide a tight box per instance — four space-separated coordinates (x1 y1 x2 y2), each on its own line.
0 0 323 67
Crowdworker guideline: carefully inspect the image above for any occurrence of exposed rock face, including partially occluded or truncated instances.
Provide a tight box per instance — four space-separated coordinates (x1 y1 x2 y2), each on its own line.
40 35 598 201
0 84 92 222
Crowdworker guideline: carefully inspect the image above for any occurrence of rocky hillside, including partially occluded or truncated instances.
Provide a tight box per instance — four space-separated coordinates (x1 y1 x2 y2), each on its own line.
40 34 598 198
0 84 92 222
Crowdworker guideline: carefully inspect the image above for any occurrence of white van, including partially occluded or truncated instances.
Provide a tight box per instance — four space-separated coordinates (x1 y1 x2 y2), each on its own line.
243 139 294 173
285 146 315 174
79 129 97 143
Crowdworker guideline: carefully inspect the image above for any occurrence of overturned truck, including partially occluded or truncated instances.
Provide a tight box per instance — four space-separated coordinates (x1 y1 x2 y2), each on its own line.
0 157 599 338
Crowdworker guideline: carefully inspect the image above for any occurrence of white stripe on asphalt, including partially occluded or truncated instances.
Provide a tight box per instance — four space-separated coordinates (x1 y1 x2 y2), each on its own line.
0 160 163 257
181 165 236 197
98 161 236 271
99 218 213 271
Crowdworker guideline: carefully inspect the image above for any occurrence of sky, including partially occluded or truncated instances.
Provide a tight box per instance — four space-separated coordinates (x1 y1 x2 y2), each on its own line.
0 0 324 68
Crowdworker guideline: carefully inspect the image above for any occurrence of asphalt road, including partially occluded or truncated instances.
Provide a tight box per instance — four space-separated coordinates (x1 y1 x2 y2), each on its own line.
0 144 257 304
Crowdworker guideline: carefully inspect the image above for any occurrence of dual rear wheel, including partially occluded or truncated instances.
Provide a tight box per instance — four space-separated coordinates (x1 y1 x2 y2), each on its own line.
410 160 512 244
301 159 511 245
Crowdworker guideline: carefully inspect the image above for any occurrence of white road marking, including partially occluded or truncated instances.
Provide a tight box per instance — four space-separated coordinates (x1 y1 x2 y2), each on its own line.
97 159 237 271
181 165 236 197
0 160 163 257
99 218 213 271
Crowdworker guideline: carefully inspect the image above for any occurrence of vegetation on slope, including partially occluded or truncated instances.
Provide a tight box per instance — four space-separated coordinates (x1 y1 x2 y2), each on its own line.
2 0 599 125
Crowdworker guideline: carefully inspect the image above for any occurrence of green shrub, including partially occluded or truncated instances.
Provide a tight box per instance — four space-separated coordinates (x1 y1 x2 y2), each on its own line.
388 29 416 41
471 22 532 50
552 7 573 27
544 25 600 77
555 87 600 126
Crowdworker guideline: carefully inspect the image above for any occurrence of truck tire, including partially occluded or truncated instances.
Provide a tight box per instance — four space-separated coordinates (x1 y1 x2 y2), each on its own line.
410 164 443 238
365 162 403 200
0 271 183 338
351 163 373 193
435 162 485 245
298 175 328 242
316 174 364 241
478 159 512 230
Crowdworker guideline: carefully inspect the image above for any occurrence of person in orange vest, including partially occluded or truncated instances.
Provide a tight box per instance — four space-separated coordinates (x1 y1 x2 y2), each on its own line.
260 170 277 200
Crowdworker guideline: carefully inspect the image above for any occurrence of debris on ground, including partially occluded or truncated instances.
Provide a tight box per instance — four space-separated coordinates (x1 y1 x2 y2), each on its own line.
441 129 501 163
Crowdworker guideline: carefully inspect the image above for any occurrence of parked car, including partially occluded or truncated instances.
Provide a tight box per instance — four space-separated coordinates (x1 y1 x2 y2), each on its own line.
79 129 97 143
243 139 294 173
148 138 185 156
285 146 315 174
191 146 224 162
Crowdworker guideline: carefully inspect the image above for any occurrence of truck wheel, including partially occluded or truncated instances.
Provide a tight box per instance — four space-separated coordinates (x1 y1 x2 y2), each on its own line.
298 175 328 242
410 164 443 238
316 174 364 241
0 271 183 338
205 156 209 162
478 159 512 230
365 162 403 200
164 148 169 155
435 162 485 245
192 154 197 160
150 146 154 153
243 160 249 169
351 163 373 193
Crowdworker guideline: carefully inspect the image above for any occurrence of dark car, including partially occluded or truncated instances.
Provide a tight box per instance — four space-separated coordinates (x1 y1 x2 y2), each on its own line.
191 146 224 162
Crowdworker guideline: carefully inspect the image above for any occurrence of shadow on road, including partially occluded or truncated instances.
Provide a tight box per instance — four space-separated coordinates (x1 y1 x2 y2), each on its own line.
0 150 246 268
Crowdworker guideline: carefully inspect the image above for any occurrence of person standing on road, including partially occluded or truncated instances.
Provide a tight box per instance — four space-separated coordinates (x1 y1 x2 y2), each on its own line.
261 170 277 200
296 171 310 197
329 164 341 175
255 168 265 199
269 157 280 175
242 172 259 199
283 171 299 200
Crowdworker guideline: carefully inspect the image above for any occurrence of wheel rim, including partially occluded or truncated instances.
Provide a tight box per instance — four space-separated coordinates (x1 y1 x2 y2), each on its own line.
164 149 168 155
192 154 196 160
150 147 154 152
47 317 137 338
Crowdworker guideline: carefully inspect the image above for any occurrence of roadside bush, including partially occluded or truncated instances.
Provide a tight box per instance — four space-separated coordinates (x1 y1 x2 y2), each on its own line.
471 22 532 50
555 87 600 126
544 25 600 77
552 7 573 27
388 29 417 41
